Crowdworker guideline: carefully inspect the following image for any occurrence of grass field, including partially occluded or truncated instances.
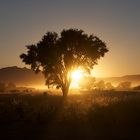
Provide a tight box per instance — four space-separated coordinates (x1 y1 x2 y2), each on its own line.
0 90 140 140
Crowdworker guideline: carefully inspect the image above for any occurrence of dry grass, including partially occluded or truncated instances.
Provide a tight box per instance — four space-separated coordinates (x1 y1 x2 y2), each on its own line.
0 90 140 140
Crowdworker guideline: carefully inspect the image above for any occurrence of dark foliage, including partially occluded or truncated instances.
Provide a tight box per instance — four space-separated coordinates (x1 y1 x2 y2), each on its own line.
133 85 140 90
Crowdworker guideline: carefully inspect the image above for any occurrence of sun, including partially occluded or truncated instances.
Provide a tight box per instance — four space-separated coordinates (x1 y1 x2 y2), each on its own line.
71 70 83 81
70 69 84 88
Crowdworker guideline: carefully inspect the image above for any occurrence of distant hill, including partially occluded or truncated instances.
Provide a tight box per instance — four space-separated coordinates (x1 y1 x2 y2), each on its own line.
98 75 140 86
0 66 140 87
0 66 45 87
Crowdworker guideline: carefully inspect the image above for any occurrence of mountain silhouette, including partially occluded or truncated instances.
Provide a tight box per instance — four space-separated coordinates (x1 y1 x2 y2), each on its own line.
0 66 45 87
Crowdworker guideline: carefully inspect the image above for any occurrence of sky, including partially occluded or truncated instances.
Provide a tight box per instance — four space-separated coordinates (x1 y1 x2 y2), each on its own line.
0 0 140 77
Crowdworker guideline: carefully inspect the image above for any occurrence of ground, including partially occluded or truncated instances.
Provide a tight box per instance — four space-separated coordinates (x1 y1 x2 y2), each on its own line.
0 90 140 140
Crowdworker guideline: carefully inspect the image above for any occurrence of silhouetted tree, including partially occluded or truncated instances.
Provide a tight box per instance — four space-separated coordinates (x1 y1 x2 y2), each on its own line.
7 82 16 90
95 80 105 90
116 81 131 90
20 29 108 97
0 82 6 92
133 85 140 90
105 82 114 90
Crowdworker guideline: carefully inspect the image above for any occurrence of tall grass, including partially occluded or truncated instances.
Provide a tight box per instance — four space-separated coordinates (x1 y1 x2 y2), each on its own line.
0 91 140 139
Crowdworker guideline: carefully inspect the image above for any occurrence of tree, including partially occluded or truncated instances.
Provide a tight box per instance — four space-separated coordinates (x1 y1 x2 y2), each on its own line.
7 82 16 90
133 85 140 90
20 29 108 97
116 81 131 90
95 80 105 90
105 82 114 90
0 82 6 92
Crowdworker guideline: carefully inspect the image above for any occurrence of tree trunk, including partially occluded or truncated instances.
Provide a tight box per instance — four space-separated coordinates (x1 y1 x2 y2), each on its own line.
62 85 69 98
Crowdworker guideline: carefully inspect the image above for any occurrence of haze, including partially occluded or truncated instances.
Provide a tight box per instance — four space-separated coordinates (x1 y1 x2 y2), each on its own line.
0 0 140 77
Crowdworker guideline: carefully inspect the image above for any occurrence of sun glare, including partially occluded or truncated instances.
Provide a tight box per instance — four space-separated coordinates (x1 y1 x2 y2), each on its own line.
70 69 84 88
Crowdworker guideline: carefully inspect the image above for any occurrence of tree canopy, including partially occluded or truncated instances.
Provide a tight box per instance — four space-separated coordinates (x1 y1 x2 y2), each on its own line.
20 28 108 97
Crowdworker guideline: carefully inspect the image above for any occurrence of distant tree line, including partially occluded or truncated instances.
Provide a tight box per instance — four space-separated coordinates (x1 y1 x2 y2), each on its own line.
0 82 16 92
0 82 35 93
0 80 140 93
79 77 140 91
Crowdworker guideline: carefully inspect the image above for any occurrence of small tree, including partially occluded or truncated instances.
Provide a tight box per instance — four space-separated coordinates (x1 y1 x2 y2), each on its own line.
95 80 105 90
20 29 108 97
133 85 140 90
7 82 16 90
0 82 6 92
105 82 114 90
116 81 131 90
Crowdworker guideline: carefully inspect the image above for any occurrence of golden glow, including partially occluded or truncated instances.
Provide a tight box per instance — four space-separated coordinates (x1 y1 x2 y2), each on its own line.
70 69 84 88
33 85 48 90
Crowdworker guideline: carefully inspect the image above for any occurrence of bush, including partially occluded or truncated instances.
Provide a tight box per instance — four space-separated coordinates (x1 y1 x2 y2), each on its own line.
133 85 140 90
